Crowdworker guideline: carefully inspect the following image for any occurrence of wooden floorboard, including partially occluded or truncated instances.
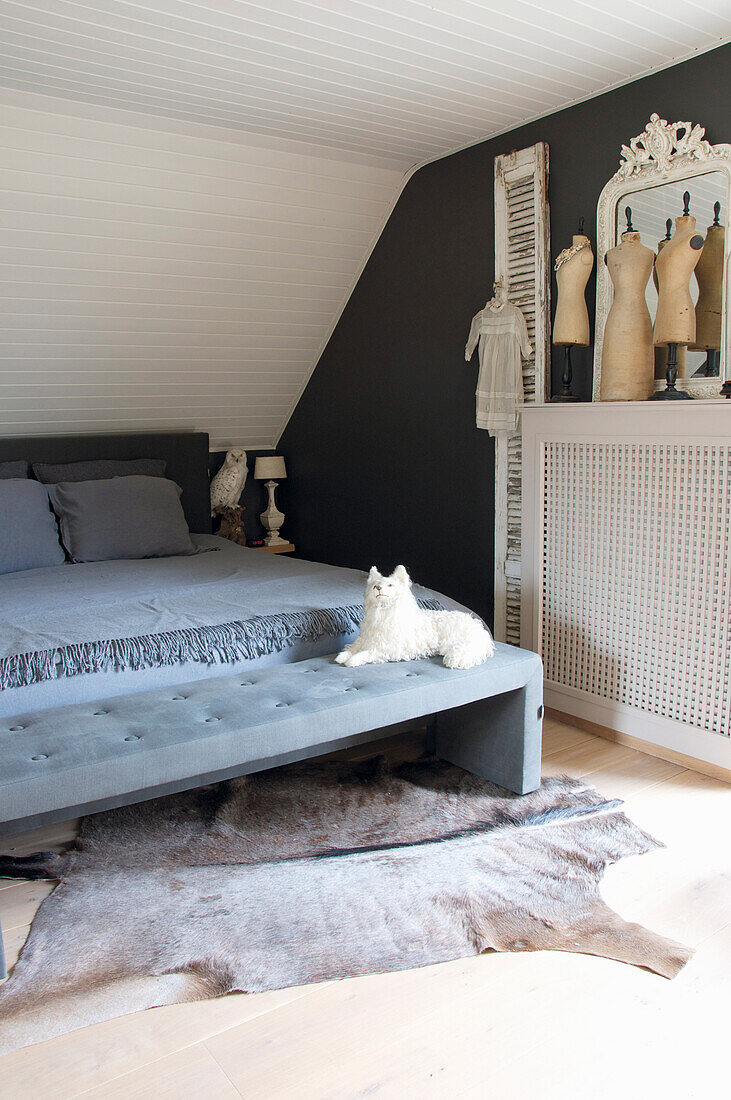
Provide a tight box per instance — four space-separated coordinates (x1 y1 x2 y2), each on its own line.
80 1042 242 1100
0 719 728 1100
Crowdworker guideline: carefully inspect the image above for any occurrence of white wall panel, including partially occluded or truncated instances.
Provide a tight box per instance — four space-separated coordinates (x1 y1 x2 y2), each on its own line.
0 95 404 448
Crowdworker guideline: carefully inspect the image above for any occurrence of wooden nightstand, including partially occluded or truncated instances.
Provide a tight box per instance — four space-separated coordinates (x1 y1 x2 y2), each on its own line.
253 542 295 555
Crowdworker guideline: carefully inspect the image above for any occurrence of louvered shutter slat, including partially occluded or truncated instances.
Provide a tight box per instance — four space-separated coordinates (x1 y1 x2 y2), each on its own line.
492 143 550 645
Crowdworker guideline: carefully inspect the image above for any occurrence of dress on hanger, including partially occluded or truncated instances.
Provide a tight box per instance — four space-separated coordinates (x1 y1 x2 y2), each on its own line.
465 300 532 434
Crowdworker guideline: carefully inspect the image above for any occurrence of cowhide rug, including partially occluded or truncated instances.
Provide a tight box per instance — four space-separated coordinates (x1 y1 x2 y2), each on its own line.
0 751 692 1054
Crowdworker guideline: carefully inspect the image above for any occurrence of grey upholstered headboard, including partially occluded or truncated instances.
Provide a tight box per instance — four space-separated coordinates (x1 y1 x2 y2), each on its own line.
0 431 212 534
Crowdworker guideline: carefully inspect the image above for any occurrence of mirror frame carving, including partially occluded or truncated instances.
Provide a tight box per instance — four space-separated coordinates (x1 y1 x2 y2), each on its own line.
593 114 731 400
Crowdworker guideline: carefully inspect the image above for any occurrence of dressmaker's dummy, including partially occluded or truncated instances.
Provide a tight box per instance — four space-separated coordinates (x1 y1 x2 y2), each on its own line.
654 193 704 347
553 224 594 345
600 208 654 401
654 219 686 378
691 201 724 354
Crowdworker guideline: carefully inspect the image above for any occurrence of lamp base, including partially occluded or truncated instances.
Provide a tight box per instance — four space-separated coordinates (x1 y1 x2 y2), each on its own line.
259 479 287 546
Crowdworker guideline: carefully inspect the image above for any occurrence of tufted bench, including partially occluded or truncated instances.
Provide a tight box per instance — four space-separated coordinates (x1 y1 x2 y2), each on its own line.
0 643 542 838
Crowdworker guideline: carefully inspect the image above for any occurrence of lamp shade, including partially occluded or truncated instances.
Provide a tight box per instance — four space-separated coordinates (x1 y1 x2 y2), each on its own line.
254 455 287 480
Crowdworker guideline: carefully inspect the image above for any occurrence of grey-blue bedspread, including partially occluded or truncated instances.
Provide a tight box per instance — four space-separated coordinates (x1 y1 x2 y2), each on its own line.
0 537 452 718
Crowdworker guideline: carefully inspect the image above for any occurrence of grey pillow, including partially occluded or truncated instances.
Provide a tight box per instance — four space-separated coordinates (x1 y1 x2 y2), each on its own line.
48 476 195 563
0 461 28 479
0 480 66 575
33 458 167 484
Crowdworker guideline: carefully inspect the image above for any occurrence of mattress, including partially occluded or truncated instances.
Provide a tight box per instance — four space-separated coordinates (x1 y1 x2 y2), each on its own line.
0 536 457 718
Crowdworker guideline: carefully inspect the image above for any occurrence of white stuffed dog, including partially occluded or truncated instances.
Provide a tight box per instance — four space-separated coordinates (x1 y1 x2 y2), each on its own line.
335 565 495 670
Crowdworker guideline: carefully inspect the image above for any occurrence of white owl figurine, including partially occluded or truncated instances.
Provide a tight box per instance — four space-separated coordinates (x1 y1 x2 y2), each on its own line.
210 448 248 515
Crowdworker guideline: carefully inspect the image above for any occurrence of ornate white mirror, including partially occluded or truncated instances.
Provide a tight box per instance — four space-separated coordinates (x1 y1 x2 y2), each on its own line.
593 115 731 399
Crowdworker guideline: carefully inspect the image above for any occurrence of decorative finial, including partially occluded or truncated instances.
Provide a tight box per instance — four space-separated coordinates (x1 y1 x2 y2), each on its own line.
683 191 691 216
578 216 585 236
624 206 633 232
664 218 672 240
713 201 721 227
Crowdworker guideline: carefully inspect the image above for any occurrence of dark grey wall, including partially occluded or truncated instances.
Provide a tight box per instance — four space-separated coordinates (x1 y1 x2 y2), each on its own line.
280 45 731 623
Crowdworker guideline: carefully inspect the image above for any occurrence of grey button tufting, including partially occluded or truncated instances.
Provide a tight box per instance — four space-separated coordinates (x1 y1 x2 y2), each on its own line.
240 681 253 687
0 643 544 827
93 710 108 716
9 725 24 731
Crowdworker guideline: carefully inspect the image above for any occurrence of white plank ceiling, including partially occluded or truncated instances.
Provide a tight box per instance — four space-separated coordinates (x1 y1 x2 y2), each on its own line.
0 94 403 448
1 1 729 165
0 2 729 448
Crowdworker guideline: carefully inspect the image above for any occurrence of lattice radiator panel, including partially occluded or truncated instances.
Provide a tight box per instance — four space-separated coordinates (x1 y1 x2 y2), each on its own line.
541 440 731 738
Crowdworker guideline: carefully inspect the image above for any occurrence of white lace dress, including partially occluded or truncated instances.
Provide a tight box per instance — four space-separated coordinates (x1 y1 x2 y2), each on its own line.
465 301 532 434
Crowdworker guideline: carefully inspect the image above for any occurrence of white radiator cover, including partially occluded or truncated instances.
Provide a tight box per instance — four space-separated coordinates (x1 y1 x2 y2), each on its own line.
522 403 731 770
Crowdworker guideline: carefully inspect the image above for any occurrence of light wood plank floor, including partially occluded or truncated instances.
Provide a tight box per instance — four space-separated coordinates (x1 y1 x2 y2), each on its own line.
1 716 729 1099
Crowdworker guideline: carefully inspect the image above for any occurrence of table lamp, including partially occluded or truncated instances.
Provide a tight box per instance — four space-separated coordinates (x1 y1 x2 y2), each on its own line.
254 456 287 546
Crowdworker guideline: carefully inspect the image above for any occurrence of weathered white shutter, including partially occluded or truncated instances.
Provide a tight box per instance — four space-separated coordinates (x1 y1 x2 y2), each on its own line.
493 143 550 643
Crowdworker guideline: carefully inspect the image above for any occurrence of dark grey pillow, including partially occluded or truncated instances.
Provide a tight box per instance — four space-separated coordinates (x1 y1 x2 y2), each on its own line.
48 476 195 563
0 480 66 575
0 460 28 479
33 457 167 484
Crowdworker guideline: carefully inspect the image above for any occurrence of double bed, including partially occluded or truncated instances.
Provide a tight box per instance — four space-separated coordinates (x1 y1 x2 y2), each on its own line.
0 432 542 823
0 534 445 719
0 430 450 720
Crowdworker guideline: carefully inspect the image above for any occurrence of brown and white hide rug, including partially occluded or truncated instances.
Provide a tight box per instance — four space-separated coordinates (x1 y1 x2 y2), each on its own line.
0 752 693 1054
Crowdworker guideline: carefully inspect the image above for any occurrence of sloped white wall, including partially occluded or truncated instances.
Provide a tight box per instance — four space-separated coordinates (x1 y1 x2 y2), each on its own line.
0 91 405 449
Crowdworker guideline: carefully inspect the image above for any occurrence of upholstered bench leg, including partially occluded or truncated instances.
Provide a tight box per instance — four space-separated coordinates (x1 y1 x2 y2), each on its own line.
434 668 543 795
424 717 438 756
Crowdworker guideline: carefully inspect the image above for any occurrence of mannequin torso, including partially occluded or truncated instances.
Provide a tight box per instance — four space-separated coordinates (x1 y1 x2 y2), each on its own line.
600 230 654 400
692 222 724 350
654 232 686 378
654 214 704 346
553 235 594 345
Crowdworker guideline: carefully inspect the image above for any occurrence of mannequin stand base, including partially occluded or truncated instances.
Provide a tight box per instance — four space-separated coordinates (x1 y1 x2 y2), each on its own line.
651 343 693 400
552 345 581 402
691 348 721 378
649 388 693 400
